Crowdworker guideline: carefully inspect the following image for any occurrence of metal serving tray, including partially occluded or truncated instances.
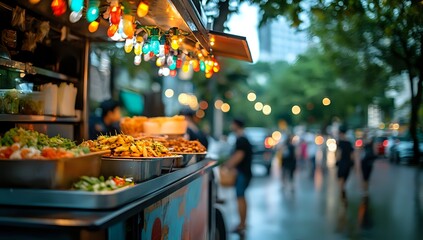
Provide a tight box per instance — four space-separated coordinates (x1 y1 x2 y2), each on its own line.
0 152 104 189
162 152 207 168
0 160 212 209
101 156 182 182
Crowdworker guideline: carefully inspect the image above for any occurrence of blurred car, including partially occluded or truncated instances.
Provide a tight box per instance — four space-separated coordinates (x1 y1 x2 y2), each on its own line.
374 136 388 156
389 132 423 164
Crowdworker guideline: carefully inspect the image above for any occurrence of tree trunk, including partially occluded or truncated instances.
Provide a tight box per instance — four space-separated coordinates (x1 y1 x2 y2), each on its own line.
408 70 422 165
213 0 231 32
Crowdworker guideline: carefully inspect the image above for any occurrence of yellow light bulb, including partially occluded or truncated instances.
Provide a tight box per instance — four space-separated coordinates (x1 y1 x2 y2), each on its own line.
182 63 190 72
88 21 99 33
156 58 163 67
137 2 149 17
134 43 142 55
124 39 134 53
170 36 179 50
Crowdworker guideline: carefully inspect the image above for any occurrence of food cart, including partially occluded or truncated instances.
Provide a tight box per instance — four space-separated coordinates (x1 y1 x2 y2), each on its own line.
0 0 251 239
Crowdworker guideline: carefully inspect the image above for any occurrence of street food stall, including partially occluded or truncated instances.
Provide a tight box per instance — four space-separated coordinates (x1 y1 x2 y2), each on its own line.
0 0 251 239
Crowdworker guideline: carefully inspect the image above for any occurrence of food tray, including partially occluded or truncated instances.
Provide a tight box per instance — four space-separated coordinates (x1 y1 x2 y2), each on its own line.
0 159 213 209
101 156 182 183
0 152 105 189
162 152 207 168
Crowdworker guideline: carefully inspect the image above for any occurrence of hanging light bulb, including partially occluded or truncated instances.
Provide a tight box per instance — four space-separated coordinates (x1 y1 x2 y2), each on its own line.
176 58 182 69
213 62 220 73
86 1 100 23
51 0 67 16
122 15 134 39
110 31 121 41
124 38 134 53
137 1 149 17
150 36 160 55
162 67 170 77
170 35 179 50
69 0 83 12
134 42 142 55
110 5 122 25
166 56 174 66
134 55 142 66
199 60 205 71
143 53 151 62
29 0 41 4
182 62 190 73
205 71 213 79
158 68 164 76
107 24 119 38
156 57 165 67
142 42 150 54
88 21 99 33
170 70 177 77
69 11 82 23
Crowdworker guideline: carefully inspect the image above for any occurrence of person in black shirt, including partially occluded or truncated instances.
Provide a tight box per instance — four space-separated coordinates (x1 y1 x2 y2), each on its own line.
226 118 252 233
336 127 354 198
282 135 296 191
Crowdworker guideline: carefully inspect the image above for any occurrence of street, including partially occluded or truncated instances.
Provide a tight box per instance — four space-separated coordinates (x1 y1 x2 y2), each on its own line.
217 159 423 240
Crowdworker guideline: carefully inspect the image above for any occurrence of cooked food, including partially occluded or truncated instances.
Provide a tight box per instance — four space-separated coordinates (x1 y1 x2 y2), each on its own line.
0 127 77 150
143 115 187 135
120 116 148 136
0 128 88 160
161 137 207 153
73 176 134 192
81 134 172 157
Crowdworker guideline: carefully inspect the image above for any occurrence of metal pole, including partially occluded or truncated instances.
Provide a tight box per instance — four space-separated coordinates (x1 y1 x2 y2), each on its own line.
82 39 90 140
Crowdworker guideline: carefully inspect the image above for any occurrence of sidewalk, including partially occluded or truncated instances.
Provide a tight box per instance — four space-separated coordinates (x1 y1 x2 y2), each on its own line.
217 159 423 240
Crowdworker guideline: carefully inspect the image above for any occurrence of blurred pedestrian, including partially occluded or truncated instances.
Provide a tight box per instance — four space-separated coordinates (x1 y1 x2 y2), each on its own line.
226 118 252 234
282 135 296 191
308 136 318 178
180 108 209 148
89 99 121 139
336 126 354 199
299 138 308 168
360 135 376 196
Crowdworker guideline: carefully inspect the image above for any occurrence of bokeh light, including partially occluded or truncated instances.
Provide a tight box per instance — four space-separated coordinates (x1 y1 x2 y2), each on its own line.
315 136 324 145
196 109 205 118
247 92 257 102
322 97 331 106
214 99 223 109
254 102 263 111
272 131 282 141
262 105 271 115
164 89 174 98
292 105 301 115
221 103 231 112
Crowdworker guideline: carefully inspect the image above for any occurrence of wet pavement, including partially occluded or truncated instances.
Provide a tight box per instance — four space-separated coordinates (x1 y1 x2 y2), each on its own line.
216 159 423 240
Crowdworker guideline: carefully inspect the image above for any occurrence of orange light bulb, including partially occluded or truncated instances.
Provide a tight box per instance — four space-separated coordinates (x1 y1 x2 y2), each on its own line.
88 21 99 33
137 2 149 17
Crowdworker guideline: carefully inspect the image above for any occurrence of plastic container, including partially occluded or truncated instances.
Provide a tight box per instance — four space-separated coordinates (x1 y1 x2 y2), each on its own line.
1 89 21 114
20 91 45 115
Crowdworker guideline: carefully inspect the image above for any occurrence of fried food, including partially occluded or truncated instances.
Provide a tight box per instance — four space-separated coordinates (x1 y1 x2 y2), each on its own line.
81 134 172 158
161 137 207 153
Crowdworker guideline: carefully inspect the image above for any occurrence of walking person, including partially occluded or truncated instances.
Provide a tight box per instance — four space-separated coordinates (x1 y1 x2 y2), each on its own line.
336 127 354 199
226 119 253 234
282 135 296 192
360 135 376 196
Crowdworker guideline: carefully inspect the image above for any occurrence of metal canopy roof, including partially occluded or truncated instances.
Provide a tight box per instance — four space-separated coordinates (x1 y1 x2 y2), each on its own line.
209 30 253 62
2 0 252 62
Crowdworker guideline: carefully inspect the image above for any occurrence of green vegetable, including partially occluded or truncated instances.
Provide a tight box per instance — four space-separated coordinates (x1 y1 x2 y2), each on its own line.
0 127 76 149
73 176 133 192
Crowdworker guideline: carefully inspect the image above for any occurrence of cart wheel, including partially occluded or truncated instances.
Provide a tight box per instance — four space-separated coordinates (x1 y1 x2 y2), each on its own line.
215 207 226 240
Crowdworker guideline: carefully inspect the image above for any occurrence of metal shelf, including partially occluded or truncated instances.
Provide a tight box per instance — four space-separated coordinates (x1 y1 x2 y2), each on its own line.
0 114 81 123
0 58 78 83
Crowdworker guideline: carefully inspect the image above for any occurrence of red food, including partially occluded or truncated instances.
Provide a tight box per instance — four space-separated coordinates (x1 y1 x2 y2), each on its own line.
113 177 126 187
0 147 13 159
41 148 74 159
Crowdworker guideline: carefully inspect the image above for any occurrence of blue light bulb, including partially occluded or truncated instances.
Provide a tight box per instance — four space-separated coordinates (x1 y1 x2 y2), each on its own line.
142 42 150 54
70 0 83 12
200 60 205 71
150 36 160 55
86 6 99 22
